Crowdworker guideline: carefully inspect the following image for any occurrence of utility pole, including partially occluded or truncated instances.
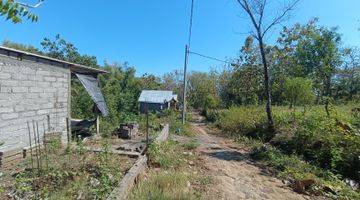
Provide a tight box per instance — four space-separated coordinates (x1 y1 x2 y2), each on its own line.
146 102 149 146
182 45 189 124
182 0 194 125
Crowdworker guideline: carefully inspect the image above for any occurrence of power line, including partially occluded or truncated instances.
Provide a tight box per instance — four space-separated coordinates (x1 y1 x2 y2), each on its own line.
189 51 232 64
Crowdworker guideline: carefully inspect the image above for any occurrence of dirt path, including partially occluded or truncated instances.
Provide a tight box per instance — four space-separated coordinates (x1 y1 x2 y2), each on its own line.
191 115 309 200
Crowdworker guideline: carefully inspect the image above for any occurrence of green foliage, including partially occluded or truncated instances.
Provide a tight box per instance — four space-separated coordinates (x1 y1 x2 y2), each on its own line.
0 0 38 23
187 71 220 110
216 106 268 139
284 77 315 108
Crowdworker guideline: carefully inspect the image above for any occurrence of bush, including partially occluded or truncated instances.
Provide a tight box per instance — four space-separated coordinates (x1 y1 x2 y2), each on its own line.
215 105 360 194
216 106 268 139
284 77 315 108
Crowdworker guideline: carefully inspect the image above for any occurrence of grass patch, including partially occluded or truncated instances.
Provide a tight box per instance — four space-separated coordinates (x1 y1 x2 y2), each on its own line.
181 140 199 150
130 171 198 200
148 140 187 169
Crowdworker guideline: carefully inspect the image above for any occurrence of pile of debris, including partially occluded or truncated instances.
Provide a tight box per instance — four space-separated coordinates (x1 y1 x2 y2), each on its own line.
116 123 140 139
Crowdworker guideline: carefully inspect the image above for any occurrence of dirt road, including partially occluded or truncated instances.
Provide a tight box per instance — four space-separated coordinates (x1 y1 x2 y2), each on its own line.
191 116 309 200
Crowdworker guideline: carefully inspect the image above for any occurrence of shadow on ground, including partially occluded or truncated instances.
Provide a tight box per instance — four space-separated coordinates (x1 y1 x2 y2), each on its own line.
204 150 245 161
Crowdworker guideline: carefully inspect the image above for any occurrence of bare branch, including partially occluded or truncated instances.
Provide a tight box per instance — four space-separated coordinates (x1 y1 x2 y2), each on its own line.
258 0 267 27
261 0 300 37
15 0 45 8
236 0 261 31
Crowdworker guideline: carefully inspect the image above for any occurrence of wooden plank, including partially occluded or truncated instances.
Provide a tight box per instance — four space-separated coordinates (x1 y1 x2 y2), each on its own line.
0 148 22 157
1 153 23 162
107 155 148 200
0 156 25 168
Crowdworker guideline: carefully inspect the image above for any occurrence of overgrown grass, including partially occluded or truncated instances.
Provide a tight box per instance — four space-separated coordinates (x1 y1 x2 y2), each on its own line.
1 139 133 200
130 171 198 200
208 104 360 198
148 140 187 169
251 145 360 199
133 134 207 199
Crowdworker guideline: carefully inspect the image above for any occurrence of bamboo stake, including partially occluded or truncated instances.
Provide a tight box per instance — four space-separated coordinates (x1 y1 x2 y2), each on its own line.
36 122 42 171
32 120 39 171
27 121 34 168
43 123 48 170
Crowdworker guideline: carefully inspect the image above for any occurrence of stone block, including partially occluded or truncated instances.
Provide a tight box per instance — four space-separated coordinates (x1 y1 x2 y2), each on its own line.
2 113 19 120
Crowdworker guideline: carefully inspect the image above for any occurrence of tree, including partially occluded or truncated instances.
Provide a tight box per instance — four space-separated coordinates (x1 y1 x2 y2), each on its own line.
227 36 263 105
187 71 219 111
0 0 38 23
235 0 300 132
333 47 360 101
284 77 314 108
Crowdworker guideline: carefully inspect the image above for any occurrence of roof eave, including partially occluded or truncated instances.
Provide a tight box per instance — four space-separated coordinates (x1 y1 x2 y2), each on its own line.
0 46 108 75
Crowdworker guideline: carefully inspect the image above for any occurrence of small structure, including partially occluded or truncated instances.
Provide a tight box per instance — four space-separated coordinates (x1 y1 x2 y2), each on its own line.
0 46 108 153
138 90 178 113
117 123 139 139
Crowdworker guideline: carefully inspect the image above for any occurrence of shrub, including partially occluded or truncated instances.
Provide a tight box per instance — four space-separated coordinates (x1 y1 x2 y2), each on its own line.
284 77 315 108
216 105 360 194
216 106 267 139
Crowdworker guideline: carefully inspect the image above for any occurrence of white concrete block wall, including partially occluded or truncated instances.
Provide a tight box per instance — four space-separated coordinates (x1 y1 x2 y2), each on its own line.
0 55 70 152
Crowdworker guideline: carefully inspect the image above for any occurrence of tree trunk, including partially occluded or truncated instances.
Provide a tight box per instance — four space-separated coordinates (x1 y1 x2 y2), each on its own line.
325 75 331 97
257 35 275 132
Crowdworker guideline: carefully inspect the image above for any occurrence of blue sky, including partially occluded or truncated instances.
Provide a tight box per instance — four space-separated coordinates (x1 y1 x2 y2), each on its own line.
0 0 359 76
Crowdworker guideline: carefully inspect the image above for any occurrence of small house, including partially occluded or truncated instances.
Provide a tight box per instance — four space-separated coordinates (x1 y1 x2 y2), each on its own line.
0 46 108 154
138 90 178 113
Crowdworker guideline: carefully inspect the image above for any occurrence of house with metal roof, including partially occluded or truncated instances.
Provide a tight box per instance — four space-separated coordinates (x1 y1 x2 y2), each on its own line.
138 90 178 113
0 46 108 154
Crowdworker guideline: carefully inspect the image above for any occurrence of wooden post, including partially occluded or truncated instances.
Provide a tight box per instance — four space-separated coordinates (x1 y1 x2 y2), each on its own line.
146 103 149 146
66 117 70 143
182 45 189 124
96 114 100 136
47 115 50 132
96 75 101 136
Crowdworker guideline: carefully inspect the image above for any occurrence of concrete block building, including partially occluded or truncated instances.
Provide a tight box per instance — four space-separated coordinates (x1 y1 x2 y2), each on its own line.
0 46 107 152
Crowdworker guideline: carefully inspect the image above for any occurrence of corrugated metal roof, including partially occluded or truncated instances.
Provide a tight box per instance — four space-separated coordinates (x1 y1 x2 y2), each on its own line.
138 90 177 103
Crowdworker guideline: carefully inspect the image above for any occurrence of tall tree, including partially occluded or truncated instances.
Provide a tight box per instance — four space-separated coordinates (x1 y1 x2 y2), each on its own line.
277 19 342 101
235 0 300 133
